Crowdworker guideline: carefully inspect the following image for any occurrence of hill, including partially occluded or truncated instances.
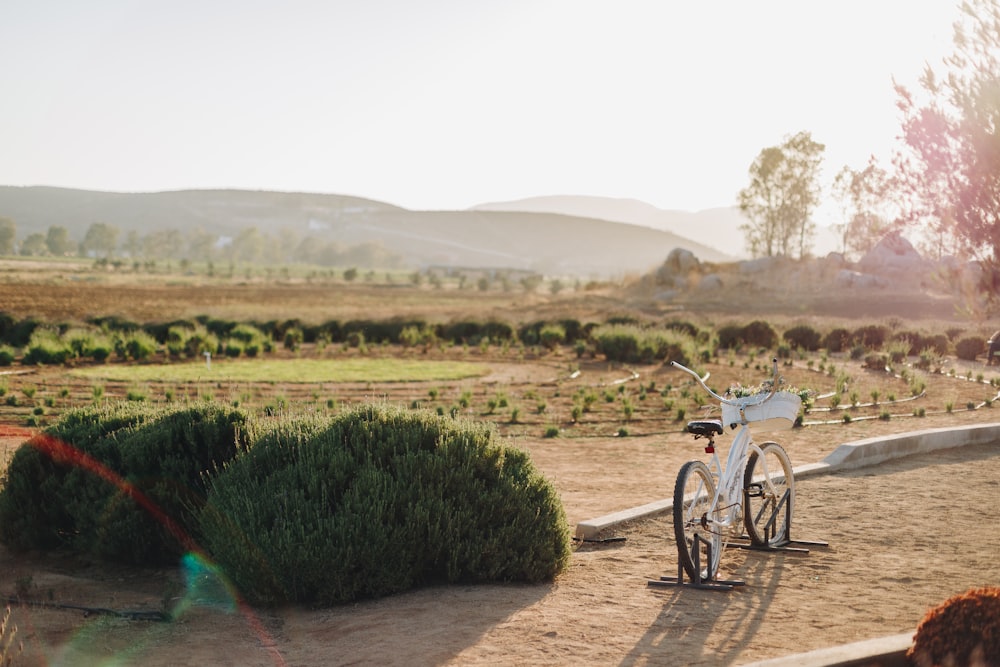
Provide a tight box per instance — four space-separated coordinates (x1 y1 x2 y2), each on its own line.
472 194 841 259
0 186 731 278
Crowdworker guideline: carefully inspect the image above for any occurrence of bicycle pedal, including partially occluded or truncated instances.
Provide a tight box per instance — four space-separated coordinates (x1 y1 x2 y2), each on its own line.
746 482 764 498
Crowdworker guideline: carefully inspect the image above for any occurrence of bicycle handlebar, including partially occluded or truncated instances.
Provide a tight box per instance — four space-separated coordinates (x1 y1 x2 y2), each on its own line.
669 357 781 407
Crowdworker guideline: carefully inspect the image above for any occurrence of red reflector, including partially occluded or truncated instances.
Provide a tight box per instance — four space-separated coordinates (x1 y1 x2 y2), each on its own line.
704 446 715 454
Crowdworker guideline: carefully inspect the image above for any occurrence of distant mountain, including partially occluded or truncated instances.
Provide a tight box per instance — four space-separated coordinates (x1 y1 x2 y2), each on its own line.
0 186 733 278
472 195 841 259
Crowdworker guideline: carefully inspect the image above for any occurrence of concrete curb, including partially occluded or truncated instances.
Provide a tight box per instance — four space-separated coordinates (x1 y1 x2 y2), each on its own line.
574 422 1000 540
738 632 912 667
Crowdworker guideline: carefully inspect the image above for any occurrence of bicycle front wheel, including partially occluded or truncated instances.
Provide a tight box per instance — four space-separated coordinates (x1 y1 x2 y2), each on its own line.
743 441 795 546
673 460 722 581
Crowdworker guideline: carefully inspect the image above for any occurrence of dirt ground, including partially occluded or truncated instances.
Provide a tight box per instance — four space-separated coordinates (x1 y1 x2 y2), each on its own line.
2 361 999 666
2 269 999 665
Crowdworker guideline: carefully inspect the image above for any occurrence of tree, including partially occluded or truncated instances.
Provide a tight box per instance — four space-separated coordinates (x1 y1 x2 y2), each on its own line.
230 227 265 263
0 217 15 255
187 228 218 262
143 229 184 260
80 222 120 258
831 157 895 260
738 131 825 259
46 225 76 256
19 233 48 256
894 0 1000 285
122 230 142 258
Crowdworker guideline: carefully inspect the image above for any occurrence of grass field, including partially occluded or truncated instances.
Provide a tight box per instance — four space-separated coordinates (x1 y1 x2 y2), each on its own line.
68 357 492 384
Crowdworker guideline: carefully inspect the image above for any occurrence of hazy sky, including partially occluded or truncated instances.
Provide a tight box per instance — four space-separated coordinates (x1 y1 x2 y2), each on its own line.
1 1 958 221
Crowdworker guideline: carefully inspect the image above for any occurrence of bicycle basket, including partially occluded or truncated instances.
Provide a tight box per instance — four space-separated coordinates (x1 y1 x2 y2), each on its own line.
721 391 801 431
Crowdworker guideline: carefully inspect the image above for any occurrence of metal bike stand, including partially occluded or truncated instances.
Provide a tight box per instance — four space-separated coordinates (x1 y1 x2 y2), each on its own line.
732 489 829 554
648 534 745 592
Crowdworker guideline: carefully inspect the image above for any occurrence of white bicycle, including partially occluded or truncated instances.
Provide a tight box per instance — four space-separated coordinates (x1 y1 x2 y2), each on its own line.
668 358 803 585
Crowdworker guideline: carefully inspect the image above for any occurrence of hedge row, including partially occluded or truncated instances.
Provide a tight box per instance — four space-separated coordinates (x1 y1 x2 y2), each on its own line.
0 310 989 365
0 403 570 606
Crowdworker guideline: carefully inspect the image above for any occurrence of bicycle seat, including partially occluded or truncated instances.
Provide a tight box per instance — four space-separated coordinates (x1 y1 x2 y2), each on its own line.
686 419 723 437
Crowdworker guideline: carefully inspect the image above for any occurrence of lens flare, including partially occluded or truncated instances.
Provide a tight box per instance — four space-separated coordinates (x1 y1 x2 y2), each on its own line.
0 424 287 666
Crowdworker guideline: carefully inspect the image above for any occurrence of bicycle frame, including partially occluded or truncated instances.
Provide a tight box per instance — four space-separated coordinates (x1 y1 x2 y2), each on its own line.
671 359 781 540
699 422 780 539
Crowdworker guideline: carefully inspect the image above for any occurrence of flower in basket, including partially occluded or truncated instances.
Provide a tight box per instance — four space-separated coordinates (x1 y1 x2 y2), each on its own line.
725 380 815 413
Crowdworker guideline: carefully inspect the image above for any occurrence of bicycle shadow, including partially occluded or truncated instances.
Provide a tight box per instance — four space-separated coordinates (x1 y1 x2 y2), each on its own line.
619 549 788 666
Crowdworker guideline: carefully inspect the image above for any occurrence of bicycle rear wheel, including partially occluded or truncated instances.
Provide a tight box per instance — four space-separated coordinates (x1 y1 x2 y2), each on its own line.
743 441 795 546
673 460 722 581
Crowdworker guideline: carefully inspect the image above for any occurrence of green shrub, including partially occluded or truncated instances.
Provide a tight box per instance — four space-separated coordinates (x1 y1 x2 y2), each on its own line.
716 321 778 350
121 330 158 361
438 319 512 345
165 325 192 357
741 320 779 348
783 325 822 351
0 403 250 564
591 324 695 365
664 320 701 339
399 325 431 348
851 324 889 350
955 336 986 362
538 324 566 350
863 353 889 371
0 315 40 347
716 324 743 350
0 345 15 366
893 330 926 356
227 324 268 355
197 404 570 606
22 328 72 365
284 327 304 351
64 327 100 358
823 327 851 352
922 334 951 356
884 339 912 364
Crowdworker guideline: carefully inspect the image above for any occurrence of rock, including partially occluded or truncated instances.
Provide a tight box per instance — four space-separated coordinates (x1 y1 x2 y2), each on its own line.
661 248 699 275
737 256 790 274
697 274 723 290
835 269 887 289
857 232 930 278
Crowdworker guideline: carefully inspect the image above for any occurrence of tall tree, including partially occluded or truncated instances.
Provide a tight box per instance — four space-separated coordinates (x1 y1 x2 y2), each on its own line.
831 157 895 260
143 229 184 260
738 131 825 259
80 222 120 258
123 230 142 258
230 227 265 263
19 233 48 256
46 225 76 256
187 228 218 262
894 0 1000 287
0 217 15 255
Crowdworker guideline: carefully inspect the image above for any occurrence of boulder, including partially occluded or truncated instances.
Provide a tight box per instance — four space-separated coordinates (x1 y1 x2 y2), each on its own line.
857 232 930 279
654 248 700 287
835 269 887 289
697 274 723 290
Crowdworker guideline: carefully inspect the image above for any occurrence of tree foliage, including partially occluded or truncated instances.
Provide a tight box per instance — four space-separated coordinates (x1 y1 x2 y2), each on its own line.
19 233 48 256
894 0 1000 289
0 217 15 255
79 222 120 258
738 131 825 259
45 225 76 256
831 157 895 260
